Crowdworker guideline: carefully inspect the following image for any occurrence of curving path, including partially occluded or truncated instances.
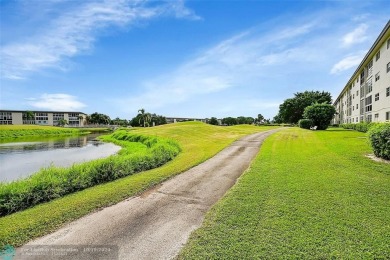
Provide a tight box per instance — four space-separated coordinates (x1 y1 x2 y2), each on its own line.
17 129 280 260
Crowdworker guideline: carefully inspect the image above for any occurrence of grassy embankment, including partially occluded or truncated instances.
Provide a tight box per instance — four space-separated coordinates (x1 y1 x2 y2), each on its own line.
0 122 279 247
0 130 181 216
179 128 390 259
0 125 84 139
0 125 112 140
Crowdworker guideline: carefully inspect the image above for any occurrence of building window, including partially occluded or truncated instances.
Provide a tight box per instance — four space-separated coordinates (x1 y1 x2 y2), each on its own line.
356 117 358 122
375 72 380 82
360 71 365 84
375 93 379 101
365 95 372 112
35 113 48 124
367 60 373 77
387 112 390 121
367 114 372 122
356 104 358 109
387 87 390 97
367 78 373 93
53 113 65 126
387 62 390 73
376 51 380 61
374 113 379 121
0 112 12 125
356 90 359 96
68 113 80 126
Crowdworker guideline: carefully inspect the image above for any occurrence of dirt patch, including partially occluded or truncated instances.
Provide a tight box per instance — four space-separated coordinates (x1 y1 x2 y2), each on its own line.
365 154 390 164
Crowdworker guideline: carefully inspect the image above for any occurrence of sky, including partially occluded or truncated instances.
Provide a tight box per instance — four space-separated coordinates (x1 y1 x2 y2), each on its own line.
0 0 389 120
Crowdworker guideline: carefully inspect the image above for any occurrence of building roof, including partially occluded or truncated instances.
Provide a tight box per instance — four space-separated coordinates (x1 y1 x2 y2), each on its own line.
333 20 390 105
0 109 87 114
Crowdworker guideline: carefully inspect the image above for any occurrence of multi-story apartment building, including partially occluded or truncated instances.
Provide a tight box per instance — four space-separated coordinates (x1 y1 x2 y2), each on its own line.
0 110 86 126
333 21 390 124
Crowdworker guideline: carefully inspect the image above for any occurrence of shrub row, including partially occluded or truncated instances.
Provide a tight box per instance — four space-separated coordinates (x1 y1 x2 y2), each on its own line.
367 123 390 160
298 119 313 129
0 130 181 216
340 122 381 133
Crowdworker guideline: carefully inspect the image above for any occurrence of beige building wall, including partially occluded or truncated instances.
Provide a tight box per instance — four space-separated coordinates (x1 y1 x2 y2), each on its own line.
333 21 390 124
12 112 23 125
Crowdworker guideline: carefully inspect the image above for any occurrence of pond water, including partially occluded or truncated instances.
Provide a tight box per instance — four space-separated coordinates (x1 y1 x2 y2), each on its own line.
0 134 121 183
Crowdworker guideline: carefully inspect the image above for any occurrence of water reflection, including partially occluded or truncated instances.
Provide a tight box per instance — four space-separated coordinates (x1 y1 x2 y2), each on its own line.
0 134 103 154
0 134 121 183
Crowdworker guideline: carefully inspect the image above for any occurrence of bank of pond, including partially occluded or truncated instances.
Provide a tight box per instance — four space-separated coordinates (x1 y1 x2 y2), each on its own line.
0 130 181 216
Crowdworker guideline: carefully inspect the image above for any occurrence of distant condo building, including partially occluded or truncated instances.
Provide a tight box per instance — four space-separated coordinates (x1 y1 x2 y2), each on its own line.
0 110 86 126
333 21 390 124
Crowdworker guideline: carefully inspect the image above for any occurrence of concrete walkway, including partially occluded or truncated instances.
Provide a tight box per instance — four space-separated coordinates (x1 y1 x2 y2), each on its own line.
17 129 280 260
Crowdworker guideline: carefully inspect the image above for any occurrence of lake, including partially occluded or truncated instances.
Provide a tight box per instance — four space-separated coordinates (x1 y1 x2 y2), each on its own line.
0 134 121 182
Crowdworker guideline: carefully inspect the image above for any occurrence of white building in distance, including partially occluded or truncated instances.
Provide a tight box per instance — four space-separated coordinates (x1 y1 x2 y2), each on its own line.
0 110 86 126
333 21 390 124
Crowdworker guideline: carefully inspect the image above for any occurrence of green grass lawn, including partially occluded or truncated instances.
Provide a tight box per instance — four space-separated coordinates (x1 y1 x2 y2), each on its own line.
0 122 278 247
0 125 85 139
179 128 390 259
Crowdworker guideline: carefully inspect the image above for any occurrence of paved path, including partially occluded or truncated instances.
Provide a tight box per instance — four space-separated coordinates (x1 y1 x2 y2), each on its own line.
17 129 280 260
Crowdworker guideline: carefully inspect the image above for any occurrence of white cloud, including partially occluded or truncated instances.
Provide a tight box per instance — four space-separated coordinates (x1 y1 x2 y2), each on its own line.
116 20 321 113
342 23 368 47
27 94 86 111
330 52 364 74
1 0 200 80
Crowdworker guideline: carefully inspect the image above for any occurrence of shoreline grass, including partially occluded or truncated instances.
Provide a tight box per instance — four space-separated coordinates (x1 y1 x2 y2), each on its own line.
0 131 180 216
178 128 390 259
0 122 278 247
0 125 87 139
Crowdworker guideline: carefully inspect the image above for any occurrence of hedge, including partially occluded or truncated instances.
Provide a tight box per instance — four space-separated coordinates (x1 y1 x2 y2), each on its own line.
367 123 390 160
298 119 313 129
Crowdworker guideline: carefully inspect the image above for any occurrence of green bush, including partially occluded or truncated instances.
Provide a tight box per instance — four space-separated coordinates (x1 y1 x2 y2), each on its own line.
0 130 181 216
367 123 390 160
303 103 336 130
341 122 380 133
298 119 313 129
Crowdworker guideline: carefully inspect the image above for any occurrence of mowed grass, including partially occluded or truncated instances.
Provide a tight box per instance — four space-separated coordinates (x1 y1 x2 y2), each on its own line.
0 125 84 139
179 128 390 259
0 122 278 247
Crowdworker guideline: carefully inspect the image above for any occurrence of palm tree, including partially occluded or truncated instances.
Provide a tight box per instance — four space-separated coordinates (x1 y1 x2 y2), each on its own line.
138 108 151 127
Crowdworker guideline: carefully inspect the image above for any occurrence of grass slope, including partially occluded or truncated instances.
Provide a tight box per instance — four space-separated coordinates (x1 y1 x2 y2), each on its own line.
179 128 390 259
0 122 278 247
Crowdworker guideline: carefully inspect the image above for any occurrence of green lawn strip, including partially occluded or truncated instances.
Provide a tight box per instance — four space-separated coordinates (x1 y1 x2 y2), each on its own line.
179 128 390 259
0 122 279 247
0 125 87 139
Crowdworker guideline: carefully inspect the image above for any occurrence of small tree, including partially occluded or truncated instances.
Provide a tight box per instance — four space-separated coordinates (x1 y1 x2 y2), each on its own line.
256 114 264 124
57 119 68 127
303 103 336 130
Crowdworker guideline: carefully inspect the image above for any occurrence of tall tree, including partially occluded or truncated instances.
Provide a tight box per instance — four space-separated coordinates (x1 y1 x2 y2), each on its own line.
276 91 332 124
138 108 151 127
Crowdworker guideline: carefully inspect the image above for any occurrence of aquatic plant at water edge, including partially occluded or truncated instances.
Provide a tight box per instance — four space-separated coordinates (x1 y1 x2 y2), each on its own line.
0 130 181 216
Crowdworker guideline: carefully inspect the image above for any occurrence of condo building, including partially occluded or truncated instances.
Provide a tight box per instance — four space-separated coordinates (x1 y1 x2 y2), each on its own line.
0 110 86 126
333 21 390 124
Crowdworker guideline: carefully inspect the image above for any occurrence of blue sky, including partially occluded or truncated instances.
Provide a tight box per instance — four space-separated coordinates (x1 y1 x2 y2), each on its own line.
1 0 389 120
